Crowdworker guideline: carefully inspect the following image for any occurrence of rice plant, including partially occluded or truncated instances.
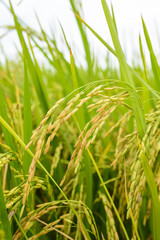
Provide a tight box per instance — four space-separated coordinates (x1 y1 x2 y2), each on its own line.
0 0 160 239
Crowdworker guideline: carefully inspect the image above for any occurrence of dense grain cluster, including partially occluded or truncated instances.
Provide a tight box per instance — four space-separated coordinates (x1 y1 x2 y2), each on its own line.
0 0 160 239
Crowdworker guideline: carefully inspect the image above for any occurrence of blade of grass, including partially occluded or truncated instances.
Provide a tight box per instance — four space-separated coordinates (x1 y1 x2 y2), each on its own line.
69 0 93 80
60 23 84 88
142 17 160 92
0 180 12 240
35 14 72 94
101 0 146 138
13 214 28 240
59 21 70 51
73 12 116 57
0 74 21 232
141 152 160 240
23 57 33 174
27 34 51 111
0 84 16 151
0 82 21 185
130 68 160 99
13 77 24 139
70 48 79 90
111 4 118 34
30 37 53 65
139 34 155 112
139 35 147 81
9 0 50 114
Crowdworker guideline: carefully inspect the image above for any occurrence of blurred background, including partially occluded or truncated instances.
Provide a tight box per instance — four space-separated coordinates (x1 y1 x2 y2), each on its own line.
0 0 160 67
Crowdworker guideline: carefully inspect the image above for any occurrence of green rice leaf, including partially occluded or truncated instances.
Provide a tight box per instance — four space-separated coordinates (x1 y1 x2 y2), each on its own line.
73 12 116 57
59 21 70 51
141 152 160 240
139 34 147 80
101 0 146 139
142 17 160 92
111 4 118 34
0 180 12 240
0 84 16 151
23 57 33 174
0 83 21 182
70 48 79 90
9 0 50 114
69 0 93 79
35 14 72 94
139 34 156 112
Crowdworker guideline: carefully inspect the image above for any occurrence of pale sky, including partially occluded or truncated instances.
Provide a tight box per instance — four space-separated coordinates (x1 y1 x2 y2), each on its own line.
0 0 160 67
